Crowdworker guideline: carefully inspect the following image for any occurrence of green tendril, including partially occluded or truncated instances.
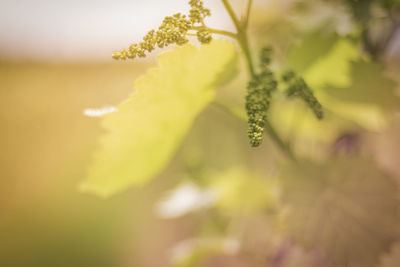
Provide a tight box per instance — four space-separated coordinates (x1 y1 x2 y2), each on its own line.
112 0 212 60
282 71 324 120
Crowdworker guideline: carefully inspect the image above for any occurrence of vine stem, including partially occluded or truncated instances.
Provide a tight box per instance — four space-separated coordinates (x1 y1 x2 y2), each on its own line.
221 0 255 76
221 0 242 34
244 0 253 29
265 121 296 161
220 0 296 161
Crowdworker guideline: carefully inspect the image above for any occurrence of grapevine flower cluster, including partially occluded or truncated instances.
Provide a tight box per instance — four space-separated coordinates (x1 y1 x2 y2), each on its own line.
282 71 324 120
245 47 278 147
112 0 212 60
245 48 324 147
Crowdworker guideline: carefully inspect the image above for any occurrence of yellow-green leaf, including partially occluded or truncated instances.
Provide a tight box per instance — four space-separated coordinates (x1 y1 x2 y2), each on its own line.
80 39 237 197
301 38 399 130
271 37 359 144
278 36 397 144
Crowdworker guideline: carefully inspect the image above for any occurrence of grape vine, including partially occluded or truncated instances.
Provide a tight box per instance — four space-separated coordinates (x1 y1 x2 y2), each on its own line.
111 0 323 159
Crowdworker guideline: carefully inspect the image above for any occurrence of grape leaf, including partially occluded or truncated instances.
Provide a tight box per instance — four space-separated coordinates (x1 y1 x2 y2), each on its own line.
280 157 399 266
80 39 237 197
299 38 399 129
277 36 398 145
270 36 359 145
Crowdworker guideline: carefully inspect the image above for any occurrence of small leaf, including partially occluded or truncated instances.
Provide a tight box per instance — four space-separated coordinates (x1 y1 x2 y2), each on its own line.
80 39 237 197
280 157 399 267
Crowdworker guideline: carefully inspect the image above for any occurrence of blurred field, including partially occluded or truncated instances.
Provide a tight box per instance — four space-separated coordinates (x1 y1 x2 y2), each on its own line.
0 61 171 266
0 60 264 267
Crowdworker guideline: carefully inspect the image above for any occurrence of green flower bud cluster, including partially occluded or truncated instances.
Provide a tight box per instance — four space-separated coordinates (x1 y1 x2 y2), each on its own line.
112 0 212 60
282 71 324 120
245 47 278 147
189 0 211 24
196 28 212 44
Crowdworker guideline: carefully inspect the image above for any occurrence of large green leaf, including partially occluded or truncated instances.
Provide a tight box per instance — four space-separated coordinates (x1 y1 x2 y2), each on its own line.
276 35 398 146
270 35 359 145
298 37 400 128
80 39 237 197
280 157 399 266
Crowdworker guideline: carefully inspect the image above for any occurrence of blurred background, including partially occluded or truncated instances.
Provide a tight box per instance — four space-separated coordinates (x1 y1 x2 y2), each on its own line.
0 1 234 266
1 0 400 266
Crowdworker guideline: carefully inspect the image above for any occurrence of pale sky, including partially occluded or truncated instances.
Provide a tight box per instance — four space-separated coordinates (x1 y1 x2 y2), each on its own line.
0 0 243 61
